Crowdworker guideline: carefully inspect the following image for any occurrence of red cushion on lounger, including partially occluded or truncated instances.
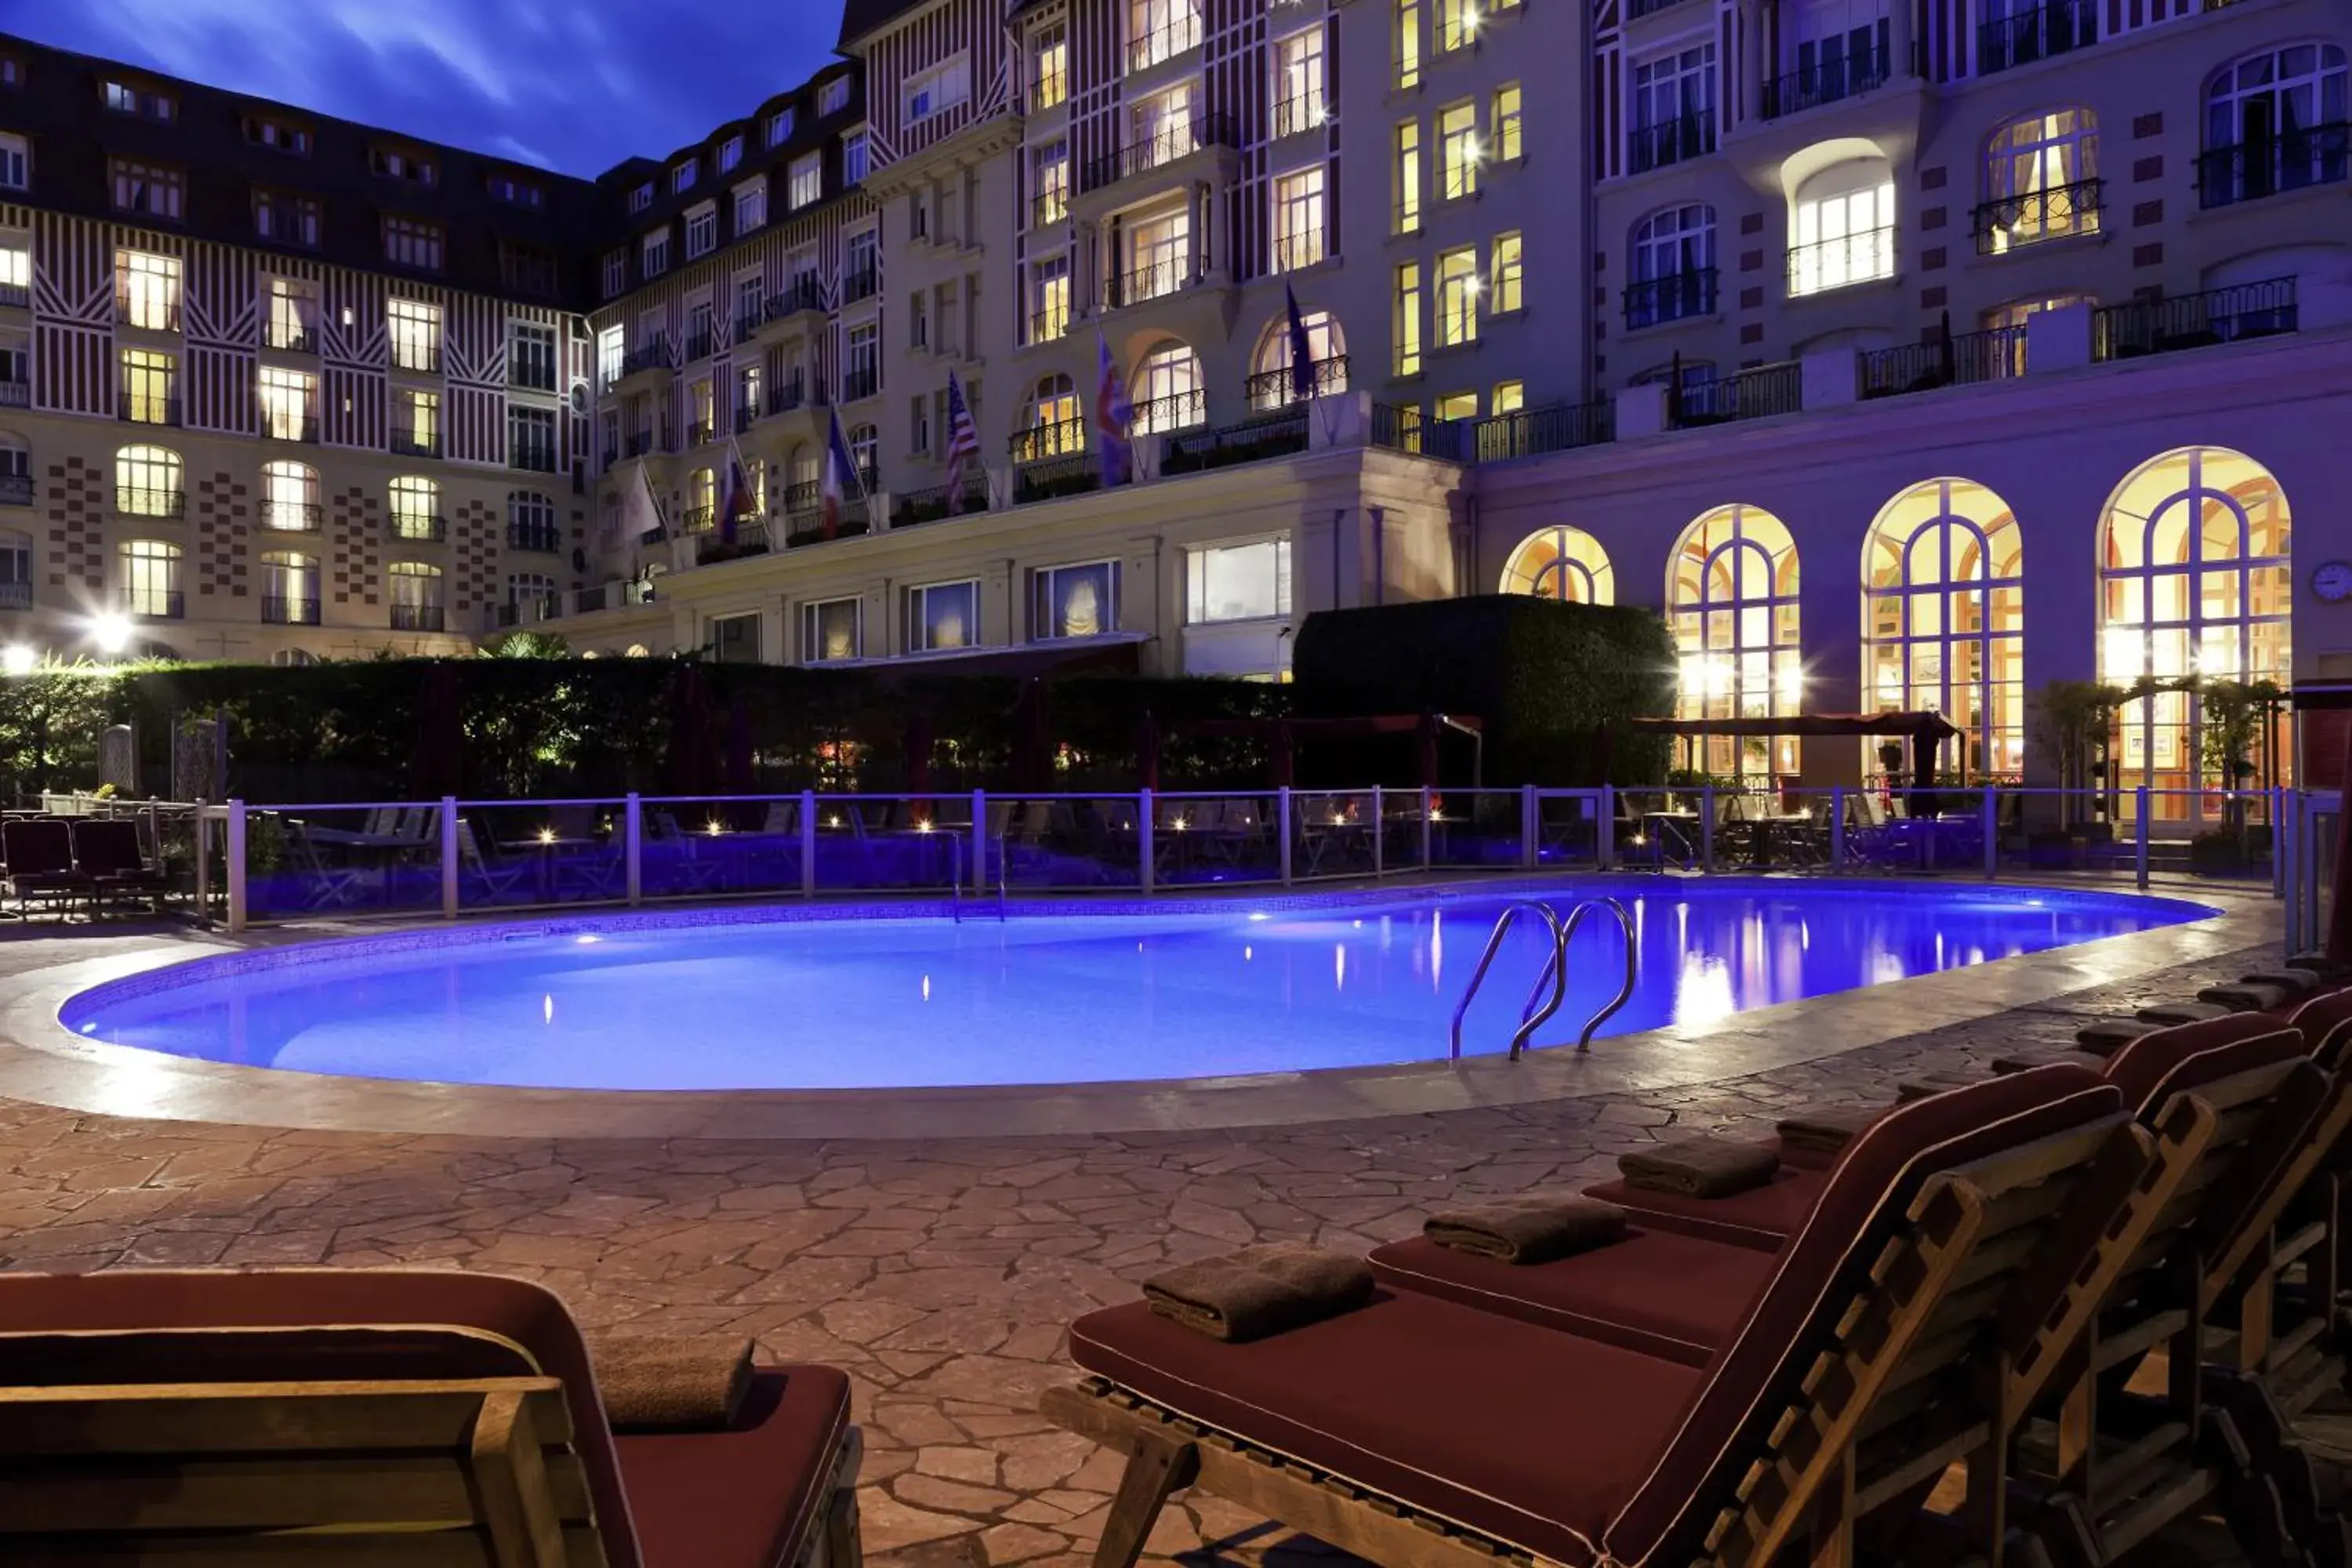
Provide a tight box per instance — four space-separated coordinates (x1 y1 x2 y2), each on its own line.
2289 989 2352 1069
2103 1014 2305 1113
617 1366 851 1568
1069 1289 1700 1567
1368 1229 1773 1367
1581 1165 1826 1250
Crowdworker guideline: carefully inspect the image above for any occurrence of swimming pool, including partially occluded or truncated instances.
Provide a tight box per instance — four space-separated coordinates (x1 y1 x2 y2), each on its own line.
59 881 2212 1091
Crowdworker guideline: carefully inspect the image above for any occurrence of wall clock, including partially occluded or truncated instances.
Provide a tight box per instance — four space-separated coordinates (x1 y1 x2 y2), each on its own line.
2314 561 2352 604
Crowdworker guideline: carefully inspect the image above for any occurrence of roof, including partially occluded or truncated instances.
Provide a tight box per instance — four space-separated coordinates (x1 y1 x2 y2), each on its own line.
837 0 930 49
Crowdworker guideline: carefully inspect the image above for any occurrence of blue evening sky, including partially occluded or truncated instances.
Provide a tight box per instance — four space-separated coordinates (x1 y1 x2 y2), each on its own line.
0 0 842 177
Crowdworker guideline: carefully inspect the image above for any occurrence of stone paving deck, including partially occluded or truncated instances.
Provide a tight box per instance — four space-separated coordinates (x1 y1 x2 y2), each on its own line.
0 930 2299 1567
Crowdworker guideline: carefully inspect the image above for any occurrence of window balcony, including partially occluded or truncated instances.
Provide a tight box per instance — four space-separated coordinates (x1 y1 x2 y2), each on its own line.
618 339 670 378
260 499 323 532
842 266 880 306
735 405 758 435
1105 259 1191 310
840 367 880 402
622 431 655 460
121 589 185 620
114 295 181 332
684 421 714 448
764 280 826 325
1973 177 2103 253
679 506 717 535
1132 389 1207 435
1759 42 1893 120
262 595 321 626
390 346 444 375
0 282 27 310
1080 114 1240 194
1465 399 1616 462
1162 409 1308 475
510 359 557 392
510 440 557 473
1127 12 1203 72
506 522 563 554
2093 277 2297 362
2198 123 2350 210
1670 361 1801 428
1272 92 1327 140
683 332 713 361
118 392 182 426
114 485 186 517
1010 417 1087 466
1011 452 1100 505
767 376 824 416
1860 325 2027 397
1787 227 1896 296
1245 353 1349 408
0 380 27 408
891 472 990 528
0 474 31 507
1628 0 1696 17
391 514 448 543
1628 112 1714 176
265 415 321 444
1029 306 1073 345
0 581 29 610
1976 0 2096 75
1623 268 1718 329
390 431 443 458
263 323 315 353
390 603 446 633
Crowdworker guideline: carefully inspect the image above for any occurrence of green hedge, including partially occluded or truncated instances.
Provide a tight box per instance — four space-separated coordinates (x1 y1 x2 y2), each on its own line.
1290 596 1676 786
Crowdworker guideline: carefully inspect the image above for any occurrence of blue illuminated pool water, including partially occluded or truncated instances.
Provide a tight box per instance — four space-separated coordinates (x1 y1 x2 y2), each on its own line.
61 883 2212 1091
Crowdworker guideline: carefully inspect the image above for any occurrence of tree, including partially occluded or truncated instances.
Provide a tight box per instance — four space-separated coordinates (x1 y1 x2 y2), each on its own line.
478 630 571 659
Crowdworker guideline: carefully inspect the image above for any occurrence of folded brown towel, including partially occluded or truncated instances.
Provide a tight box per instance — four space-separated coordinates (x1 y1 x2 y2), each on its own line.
1774 1107 1879 1153
1618 1137 1780 1198
1144 1242 1374 1343
1425 1194 1627 1264
588 1334 754 1432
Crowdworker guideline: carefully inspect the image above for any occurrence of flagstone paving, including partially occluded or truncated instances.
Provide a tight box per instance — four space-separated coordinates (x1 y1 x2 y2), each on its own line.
0 934 2297 1566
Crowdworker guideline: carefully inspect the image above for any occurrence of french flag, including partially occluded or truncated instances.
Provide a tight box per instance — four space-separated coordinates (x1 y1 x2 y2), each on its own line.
819 408 863 540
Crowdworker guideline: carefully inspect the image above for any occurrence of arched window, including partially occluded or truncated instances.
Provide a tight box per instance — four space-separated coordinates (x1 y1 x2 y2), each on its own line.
624 642 652 657
1627 205 1716 328
847 423 877 484
389 477 440 541
1789 157 1895 296
260 460 320 532
1134 341 1203 433
1018 374 1082 459
1501 526 1615 604
1862 479 2024 782
388 561 445 633
118 539 183 618
686 468 715 532
260 550 319 625
1249 309 1347 408
1981 110 2099 251
115 445 183 517
1667 504 1800 781
2097 445 2292 825
2203 45 2347 205
271 648 318 666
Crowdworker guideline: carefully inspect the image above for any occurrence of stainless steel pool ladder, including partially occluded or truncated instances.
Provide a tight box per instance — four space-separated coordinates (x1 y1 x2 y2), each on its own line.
1448 896 1637 1062
949 834 1009 923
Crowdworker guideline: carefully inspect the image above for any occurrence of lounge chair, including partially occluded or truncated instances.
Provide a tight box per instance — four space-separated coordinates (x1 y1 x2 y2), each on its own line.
70 815 169 912
1047 1064 2143 1568
2 815 91 917
0 1268 863 1568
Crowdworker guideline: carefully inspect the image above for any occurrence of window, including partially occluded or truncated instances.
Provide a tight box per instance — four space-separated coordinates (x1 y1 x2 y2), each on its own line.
0 245 23 296
393 389 441 455
1493 85 1523 162
499 242 557 296
1436 0 1478 53
906 55 971 123
387 299 442 372
767 108 795 147
118 540 181 617
627 182 654 213
689 374 715 437
1789 159 1896 295
848 423 878 481
383 216 444 270
1022 373 1083 457
1436 246 1479 345
260 460 319 532
2201 45 2347 208
1398 0 1422 89
603 250 628 299
0 133 23 191
1250 309 1346 407
735 273 764 333
510 321 557 391
713 135 742 176
1632 44 1716 172
803 597 862 662
1188 539 1290 623
685 203 718 259
1029 253 1072 342
1981 110 2100 252
1668 504 1802 782
788 153 822 209
2097 446 2293 824
1032 140 1071 227
909 580 980 652
111 159 182 221
1436 391 1478 421
1132 82 1200 172
1501 525 1614 603
1396 261 1424 376
1628 203 1717 327
253 190 321 247
642 229 670 277
389 561 444 630
597 325 626 390
1396 122 1422 234
372 148 436 184
1492 381 1524 414
389 477 441 539
103 82 172 119
508 489 558 553
114 444 182 515
1121 207 1189 306
1033 561 1119 641
510 406 557 471
844 133 870 185
1129 0 1203 71
1439 102 1479 199
845 321 880 400
1864 478 2024 782
1275 28 1327 137
1490 232 1523 313
1033 23 1069 111
1272 168 1327 270
115 250 181 331
818 77 851 116
262 551 318 623
258 367 315 441
119 349 176 424
671 161 697 194
489 174 543 207
1134 342 1203 433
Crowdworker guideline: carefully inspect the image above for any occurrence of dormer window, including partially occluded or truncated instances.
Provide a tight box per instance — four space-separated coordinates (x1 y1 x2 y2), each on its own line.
627 181 654 213
490 174 544 207
717 135 743 173
767 108 796 146
671 160 697 193
372 147 437 186
818 78 850 116
244 117 312 154
103 81 172 120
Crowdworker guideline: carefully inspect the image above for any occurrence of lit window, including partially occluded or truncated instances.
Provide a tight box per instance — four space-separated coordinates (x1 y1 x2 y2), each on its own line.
1029 253 1072 343
259 461 320 532
1032 561 1118 641
389 477 440 539
1788 159 1896 295
717 135 743 173
257 366 316 441
1490 230 1523 313
1272 168 1327 271
0 244 27 292
1021 373 1083 457
388 561 443 630
627 182 653 212
1439 103 1479 199
1980 109 2100 252
818 77 851 116
735 178 768 233
905 55 972 122
393 389 441 454
262 550 318 622
1396 0 1421 89
383 216 445 271
1275 28 1327 138
1250 310 1345 408
788 153 822 209
1134 342 1203 434
1436 245 1479 345
767 107 795 146
1501 525 1614 603
684 203 717 259
1032 140 1071 227
803 597 862 662
114 250 181 331
1865 478 2025 782
685 466 716 532
117 539 181 617
1188 538 1291 623
111 158 183 221
1436 392 1478 422
1436 0 1479 53
844 132 869 185
1669 504 1802 782
387 299 442 372
114 445 182 517
0 132 24 191
1033 23 1069 111
1396 121 1421 234
1493 84 1523 161
1493 380 1524 414
1120 206 1189 306
118 349 176 424
909 580 979 652
1395 261 1423 376
672 160 696 194
1129 0 1203 71
597 326 625 390
643 229 670 277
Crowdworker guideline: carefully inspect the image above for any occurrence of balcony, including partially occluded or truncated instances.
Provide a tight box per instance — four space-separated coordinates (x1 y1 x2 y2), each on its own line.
1031 190 1071 230
390 603 447 633
1010 418 1087 467
0 379 26 408
735 311 764 345
2198 124 2350 210
1759 43 1893 120
114 296 181 333
1163 410 1308 476
1860 325 2026 397
617 339 671 379
390 347 444 375
767 377 825 417
1628 0 1696 17
1080 114 1241 195
1244 354 1349 409
1127 10 1203 72
506 522 564 554
735 405 758 435
511 440 557 473
1787 227 1896 296
2094 278 2297 362
0 282 27 310
1028 306 1073 346
1629 112 1715 176
842 267 880 305
623 431 655 460
114 485 187 517
260 499 323 532
0 581 29 610
262 595 321 626
840 367 880 403
1133 390 1207 437
118 392 182 426
764 279 826 326
1272 92 1327 141
264 415 321 444
683 332 713 362
696 521 771 565
1623 269 1718 330
891 473 990 528
390 431 443 459
684 421 714 448
680 506 717 535
1973 178 2103 253
263 324 316 353
1671 361 1801 428
510 359 558 392
122 590 184 621
0 474 31 507
1465 399 1615 463
1105 258 1191 310
782 480 876 546
1977 0 2096 74
390 514 449 543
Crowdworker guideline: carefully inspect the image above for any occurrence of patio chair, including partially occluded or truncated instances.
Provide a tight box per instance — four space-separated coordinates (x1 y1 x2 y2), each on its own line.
0 1268 863 1568
1048 1064 2143 1568
2 815 92 918
70 815 169 913
459 818 536 904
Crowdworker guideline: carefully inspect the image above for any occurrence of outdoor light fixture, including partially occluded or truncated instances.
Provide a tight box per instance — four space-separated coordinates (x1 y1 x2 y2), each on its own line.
706 819 725 836
0 644 34 676
537 827 557 844
1172 815 1188 832
87 612 132 656
916 818 934 833
826 814 841 828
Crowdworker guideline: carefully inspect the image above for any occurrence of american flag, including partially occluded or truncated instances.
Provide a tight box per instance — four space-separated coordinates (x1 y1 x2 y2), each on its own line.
943 369 981 514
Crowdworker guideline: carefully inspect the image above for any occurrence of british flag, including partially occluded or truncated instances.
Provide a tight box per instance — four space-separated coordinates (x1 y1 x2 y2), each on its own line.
1095 332 1133 487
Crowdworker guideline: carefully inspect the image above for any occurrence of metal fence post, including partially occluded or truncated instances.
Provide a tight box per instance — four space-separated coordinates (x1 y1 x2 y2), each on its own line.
800 789 818 898
1981 786 1998 880
971 789 988 895
1138 788 1155 895
192 798 211 926
1371 786 1385 878
623 793 643 906
2270 786 2285 899
1420 785 1433 870
2135 786 2151 890
1598 783 1616 871
1522 785 1539 870
1278 787 1293 886
1830 786 1846 871
440 796 459 919
1699 786 1716 874
225 800 248 934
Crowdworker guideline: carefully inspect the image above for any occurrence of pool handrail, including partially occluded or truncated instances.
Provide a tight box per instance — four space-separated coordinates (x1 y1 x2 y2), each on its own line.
1515 895 1637 1060
1449 899 1568 1062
